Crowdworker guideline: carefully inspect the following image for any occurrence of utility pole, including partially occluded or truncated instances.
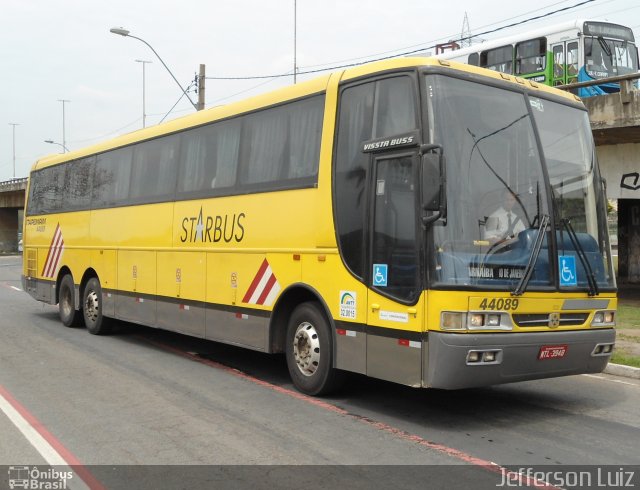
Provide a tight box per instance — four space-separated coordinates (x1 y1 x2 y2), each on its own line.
197 64 206 111
57 99 70 153
9 123 19 178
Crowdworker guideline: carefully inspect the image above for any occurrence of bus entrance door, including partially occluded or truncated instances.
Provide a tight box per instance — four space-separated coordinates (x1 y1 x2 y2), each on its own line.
366 153 425 387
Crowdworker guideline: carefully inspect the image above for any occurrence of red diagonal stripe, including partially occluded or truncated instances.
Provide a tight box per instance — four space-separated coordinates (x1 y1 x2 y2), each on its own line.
42 224 61 277
45 232 63 278
242 258 269 303
256 273 277 305
47 238 64 278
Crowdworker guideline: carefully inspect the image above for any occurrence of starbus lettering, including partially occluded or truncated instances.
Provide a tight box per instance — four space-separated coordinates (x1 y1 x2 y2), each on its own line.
180 207 245 243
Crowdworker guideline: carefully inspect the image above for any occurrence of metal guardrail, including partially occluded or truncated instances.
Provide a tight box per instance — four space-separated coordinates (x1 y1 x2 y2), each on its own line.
0 177 28 188
556 72 640 92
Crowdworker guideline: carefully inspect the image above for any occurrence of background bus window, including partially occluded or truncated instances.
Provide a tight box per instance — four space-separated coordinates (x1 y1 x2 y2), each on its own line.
481 45 513 73
553 45 565 82
516 38 546 75
568 42 579 78
468 52 479 66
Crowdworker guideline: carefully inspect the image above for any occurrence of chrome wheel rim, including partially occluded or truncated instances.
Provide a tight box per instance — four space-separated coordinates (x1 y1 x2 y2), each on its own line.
292 321 321 377
84 290 100 324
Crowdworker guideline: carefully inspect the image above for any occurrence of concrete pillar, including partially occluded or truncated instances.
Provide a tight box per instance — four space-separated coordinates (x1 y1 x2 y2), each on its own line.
0 208 19 253
618 199 640 284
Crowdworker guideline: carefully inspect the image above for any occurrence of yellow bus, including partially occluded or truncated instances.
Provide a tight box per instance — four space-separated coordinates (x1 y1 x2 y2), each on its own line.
23 57 616 395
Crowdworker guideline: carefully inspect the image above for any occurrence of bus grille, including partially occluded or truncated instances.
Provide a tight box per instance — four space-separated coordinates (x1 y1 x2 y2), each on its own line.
512 313 589 327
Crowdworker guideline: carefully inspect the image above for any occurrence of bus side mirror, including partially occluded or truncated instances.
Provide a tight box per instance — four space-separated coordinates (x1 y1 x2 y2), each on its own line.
420 145 446 218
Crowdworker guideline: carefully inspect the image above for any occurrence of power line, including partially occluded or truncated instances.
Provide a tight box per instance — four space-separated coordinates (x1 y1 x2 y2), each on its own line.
206 0 598 81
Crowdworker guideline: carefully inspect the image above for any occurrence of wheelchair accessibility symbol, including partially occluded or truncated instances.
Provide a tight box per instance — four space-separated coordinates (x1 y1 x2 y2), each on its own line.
373 264 388 287
559 255 577 286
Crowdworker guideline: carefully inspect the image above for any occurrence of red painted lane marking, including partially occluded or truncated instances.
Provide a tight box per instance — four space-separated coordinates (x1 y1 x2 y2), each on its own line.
140 337 558 489
0 384 106 490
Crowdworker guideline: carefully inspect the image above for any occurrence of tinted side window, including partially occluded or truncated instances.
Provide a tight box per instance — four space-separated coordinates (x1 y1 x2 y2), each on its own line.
335 82 375 279
241 106 288 185
66 157 94 210
178 118 240 196
468 53 480 66
288 96 324 179
39 165 66 214
240 95 324 187
92 147 133 207
130 134 180 202
27 170 45 215
374 77 417 137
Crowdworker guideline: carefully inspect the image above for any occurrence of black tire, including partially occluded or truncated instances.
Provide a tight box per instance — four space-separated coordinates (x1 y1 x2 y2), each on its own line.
58 274 82 327
285 302 342 396
83 277 111 335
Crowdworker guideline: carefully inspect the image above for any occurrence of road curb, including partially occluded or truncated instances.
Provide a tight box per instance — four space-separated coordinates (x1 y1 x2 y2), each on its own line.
604 362 640 379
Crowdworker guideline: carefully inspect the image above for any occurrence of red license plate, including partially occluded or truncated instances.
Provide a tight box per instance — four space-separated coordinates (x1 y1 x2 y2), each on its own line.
538 345 568 360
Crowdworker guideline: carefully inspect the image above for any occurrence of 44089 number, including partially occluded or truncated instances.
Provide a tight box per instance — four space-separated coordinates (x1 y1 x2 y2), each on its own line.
478 298 519 311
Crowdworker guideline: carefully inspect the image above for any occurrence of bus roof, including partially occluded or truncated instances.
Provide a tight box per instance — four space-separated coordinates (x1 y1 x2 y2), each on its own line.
32 56 581 171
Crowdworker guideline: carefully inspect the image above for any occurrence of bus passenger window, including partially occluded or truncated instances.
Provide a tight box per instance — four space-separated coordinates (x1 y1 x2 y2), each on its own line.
567 42 579 77
481 45 513 74
516 38 546 75
553 45 565 80
468 53 479 66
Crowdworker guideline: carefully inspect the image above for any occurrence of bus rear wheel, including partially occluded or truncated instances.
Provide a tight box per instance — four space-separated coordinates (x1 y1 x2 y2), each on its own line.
83 277 111 335
285 302 341 396
59 274 82 327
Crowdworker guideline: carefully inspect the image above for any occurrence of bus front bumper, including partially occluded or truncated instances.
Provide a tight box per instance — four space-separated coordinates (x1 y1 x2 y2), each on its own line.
426 329 616 389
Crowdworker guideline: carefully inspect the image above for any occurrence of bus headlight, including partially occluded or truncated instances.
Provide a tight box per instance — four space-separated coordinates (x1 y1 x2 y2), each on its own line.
591 310 615 326
468 313 484 327
441 312 465 330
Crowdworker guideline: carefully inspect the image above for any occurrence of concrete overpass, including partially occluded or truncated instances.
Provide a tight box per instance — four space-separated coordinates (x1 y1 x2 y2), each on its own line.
0 178 26 253
582 76 640 285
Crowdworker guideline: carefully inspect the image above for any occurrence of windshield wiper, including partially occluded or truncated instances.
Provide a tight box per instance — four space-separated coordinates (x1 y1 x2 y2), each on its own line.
512 214 549 296
560 218 599 296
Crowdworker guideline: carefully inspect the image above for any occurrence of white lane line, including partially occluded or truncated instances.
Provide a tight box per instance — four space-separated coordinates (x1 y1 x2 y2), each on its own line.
0 385 100 489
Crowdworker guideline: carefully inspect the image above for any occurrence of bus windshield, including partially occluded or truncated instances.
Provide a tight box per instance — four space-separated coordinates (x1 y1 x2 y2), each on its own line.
584 37 639 78
530 96 615 290
424 74 614 291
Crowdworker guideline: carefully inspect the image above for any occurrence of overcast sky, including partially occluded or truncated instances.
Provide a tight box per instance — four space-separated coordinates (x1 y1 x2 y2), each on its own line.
2 0 639 180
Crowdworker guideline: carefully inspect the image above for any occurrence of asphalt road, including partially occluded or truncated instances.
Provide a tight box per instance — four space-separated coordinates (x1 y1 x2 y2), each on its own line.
1 255 639 489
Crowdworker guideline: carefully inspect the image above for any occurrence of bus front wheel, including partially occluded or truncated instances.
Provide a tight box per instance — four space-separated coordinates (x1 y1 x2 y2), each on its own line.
83 277 111 335
58 274 82 327
285 302 341 396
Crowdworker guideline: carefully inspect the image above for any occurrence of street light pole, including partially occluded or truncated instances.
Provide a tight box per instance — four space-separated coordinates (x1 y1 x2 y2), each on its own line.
110 27 199 111
9 123 19 178
44 140 70 153
293 0 297 84
135 59 152 128
57 99 70 153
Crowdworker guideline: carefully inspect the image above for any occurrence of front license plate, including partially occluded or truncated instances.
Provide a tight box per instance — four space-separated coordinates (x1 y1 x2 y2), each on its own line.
538 345 568 360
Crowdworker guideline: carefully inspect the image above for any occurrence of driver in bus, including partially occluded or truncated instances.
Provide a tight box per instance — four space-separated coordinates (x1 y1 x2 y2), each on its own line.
484 189 525 243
